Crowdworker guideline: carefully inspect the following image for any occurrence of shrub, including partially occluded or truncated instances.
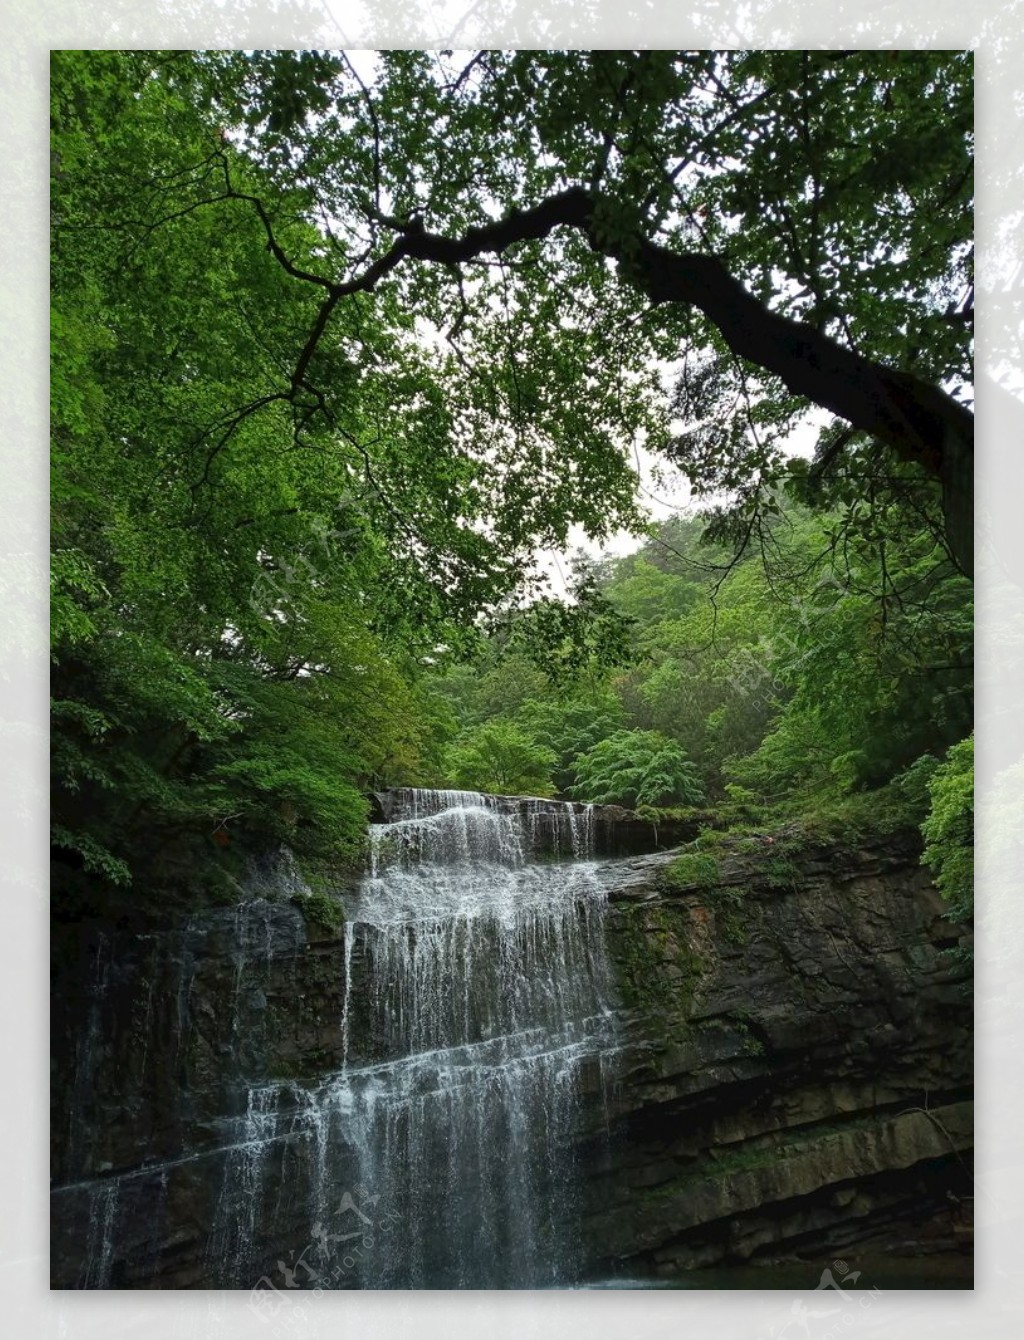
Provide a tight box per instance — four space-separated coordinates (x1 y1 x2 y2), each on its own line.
291 888 345 934
446 720 556 796
663 850 721 891
570 730 705 808
921 735 973 926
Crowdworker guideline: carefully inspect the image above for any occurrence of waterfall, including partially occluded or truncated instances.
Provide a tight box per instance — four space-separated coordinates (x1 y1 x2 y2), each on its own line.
59 789 619 1290
206 789 617 1288
318 788 617 1288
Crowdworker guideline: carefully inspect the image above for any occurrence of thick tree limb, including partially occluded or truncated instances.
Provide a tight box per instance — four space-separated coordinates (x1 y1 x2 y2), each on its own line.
260 184 974 576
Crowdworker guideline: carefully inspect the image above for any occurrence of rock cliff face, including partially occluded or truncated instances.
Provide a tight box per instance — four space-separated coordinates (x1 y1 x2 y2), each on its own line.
49 817 972 1287
50 900 368 1287
584 833 973 1277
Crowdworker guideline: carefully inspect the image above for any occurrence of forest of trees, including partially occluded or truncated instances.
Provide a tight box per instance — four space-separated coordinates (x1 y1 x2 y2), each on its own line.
51 49 973 932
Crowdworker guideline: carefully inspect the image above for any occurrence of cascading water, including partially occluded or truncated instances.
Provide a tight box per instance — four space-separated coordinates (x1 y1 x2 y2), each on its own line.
320 787 618 1288
55 788 620 1289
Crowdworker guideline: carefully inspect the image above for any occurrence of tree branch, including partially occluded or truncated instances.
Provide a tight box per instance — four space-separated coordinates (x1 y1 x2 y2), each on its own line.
236 183 974 576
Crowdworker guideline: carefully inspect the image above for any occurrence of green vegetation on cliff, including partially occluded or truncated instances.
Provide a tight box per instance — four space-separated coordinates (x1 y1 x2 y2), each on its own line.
921 735 974 950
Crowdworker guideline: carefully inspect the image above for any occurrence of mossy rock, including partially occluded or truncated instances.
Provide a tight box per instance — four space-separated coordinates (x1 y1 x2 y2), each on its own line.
290 889 345 935
610 902 703 1022
662 851 721 893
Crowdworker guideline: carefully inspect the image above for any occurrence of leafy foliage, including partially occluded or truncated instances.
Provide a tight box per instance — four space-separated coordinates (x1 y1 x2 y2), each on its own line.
515 693 626 794
446 721 557 797
49 51 511 910
50 49 973 916
921 735 974 926
571 730 705 808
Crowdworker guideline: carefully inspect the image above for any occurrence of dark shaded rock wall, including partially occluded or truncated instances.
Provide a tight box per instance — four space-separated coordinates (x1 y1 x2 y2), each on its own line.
583 834 973 1277
50 900 365 1287
50 825 972 1287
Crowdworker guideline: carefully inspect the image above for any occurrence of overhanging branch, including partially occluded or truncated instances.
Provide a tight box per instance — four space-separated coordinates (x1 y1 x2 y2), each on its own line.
239 183 974 576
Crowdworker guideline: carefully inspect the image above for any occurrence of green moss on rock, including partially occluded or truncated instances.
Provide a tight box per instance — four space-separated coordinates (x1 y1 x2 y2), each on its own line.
611 902 703 1022
663 851 721 892
290 889 345 935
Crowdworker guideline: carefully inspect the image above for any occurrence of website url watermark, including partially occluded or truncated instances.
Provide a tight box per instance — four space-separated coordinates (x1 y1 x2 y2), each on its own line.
754 1260 881 1340
248 1184 400 1325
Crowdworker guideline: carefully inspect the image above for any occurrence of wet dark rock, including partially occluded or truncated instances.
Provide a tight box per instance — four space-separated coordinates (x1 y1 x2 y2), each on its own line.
582 832 973 1278
50 818 972 1287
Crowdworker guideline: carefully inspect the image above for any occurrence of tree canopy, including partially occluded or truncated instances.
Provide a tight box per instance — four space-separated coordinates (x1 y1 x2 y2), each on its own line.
50 49 973 913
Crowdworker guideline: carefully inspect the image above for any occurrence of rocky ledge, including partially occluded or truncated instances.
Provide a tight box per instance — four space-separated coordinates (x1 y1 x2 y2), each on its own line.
369 787 705 855
583 831 973 1279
